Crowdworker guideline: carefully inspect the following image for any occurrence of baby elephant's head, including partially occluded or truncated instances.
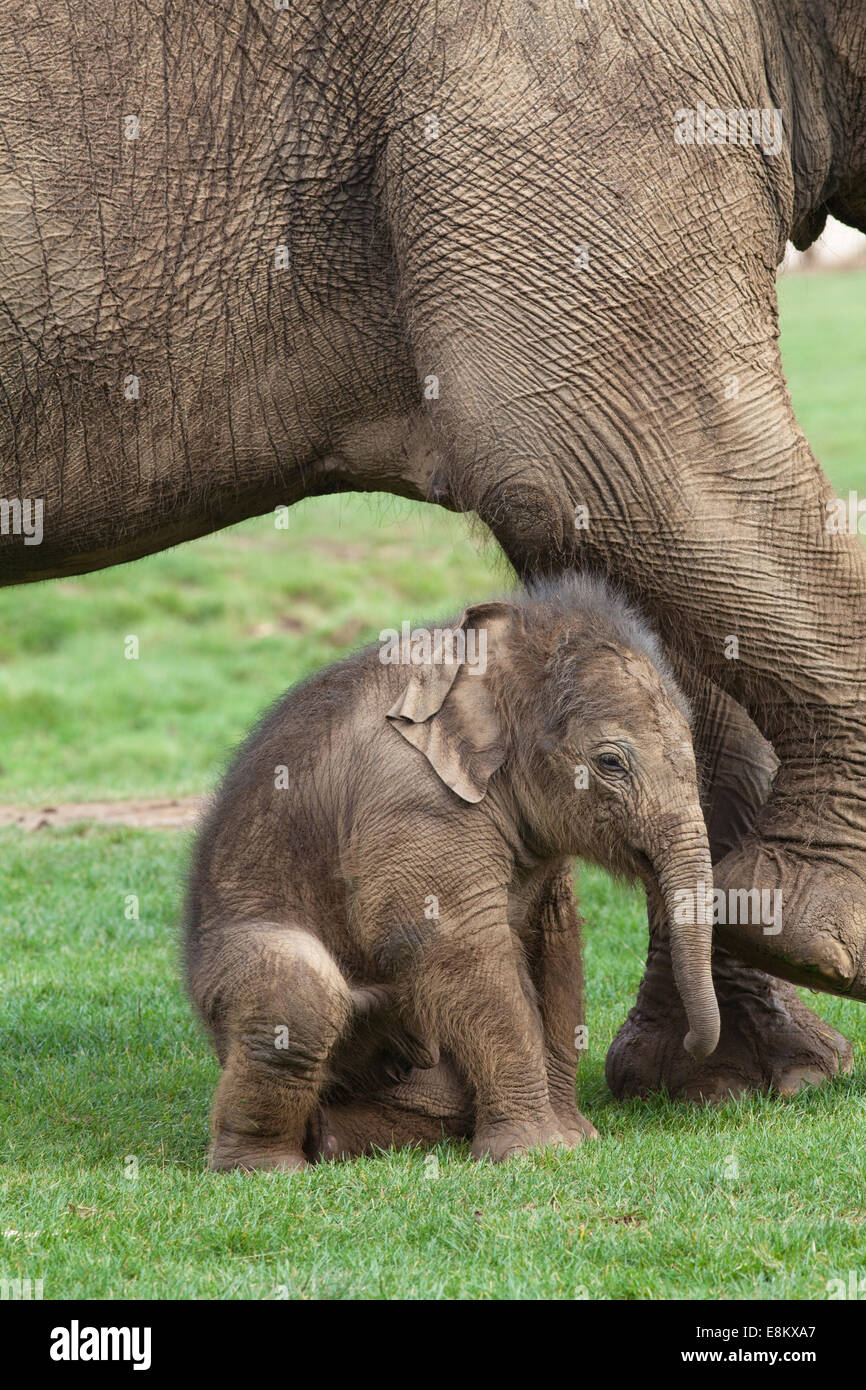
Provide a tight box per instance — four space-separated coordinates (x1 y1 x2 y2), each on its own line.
387 573 719 1062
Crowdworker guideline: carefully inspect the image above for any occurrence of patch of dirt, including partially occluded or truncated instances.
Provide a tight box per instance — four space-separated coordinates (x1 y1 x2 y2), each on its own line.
246 616 309 638
326 617 370 647
0 796 204 831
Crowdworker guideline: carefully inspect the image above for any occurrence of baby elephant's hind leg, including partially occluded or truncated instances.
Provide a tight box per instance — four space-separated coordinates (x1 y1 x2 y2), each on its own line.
192 923 352 1171
312 1056 475 1160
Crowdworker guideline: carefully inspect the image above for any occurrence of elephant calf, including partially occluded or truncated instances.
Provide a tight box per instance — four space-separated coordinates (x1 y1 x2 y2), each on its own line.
185 574 719 1169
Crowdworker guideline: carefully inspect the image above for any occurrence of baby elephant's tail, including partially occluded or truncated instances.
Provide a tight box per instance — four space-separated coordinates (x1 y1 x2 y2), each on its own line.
348 984 441 1073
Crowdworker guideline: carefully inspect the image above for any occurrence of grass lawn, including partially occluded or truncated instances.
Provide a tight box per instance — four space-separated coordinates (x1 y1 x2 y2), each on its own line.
777 267 866 497
1 270 865 1300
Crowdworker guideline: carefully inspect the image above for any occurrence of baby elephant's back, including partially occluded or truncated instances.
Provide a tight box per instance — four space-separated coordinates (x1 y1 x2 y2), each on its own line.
187 645 387 932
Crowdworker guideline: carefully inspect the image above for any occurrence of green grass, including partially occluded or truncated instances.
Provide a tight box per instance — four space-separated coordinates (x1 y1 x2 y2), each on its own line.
1 270 865 1299
777 267 866 496
0 497 506 805
3 829 864 1299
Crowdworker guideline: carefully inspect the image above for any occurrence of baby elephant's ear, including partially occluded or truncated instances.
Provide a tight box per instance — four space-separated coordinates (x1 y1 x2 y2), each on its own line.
386 602 515 803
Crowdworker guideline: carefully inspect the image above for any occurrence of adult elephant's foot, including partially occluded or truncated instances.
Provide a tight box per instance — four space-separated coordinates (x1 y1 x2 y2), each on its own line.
713 817 866 1000
605 939 852 1103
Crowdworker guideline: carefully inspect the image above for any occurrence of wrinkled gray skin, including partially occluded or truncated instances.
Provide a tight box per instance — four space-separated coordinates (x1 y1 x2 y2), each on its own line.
1 1 864 1106
188 576 718 1167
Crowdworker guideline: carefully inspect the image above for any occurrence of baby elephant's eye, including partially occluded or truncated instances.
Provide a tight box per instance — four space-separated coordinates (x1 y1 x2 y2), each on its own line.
594 751 629 777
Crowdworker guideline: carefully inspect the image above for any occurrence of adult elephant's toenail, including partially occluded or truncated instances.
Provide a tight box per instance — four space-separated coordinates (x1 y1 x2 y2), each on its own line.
799 935 855 988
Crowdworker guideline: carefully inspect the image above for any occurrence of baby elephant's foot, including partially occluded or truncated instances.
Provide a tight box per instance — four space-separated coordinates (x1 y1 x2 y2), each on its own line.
552 1104 599 1145
471 1111 583 1162
209 1128 308 1173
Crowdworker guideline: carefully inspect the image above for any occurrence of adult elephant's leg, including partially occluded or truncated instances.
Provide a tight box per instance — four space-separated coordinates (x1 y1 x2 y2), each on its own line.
606 679 853 1101
418 371 866 1002
382 31 866 1002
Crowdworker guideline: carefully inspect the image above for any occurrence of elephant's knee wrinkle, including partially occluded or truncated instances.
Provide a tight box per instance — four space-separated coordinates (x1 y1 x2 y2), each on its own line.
469 471 575 574
238 1020 325 1081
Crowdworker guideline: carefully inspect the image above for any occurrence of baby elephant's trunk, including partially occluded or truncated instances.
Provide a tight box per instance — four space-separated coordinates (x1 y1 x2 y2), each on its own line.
651 818 720 1062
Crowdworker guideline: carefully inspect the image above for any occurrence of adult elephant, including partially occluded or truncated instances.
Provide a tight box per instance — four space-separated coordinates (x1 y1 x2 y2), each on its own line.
1 0 864 1113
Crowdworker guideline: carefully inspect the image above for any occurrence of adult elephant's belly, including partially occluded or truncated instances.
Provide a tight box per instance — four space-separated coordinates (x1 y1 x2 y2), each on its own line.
0 218 418 583
0 61 419 584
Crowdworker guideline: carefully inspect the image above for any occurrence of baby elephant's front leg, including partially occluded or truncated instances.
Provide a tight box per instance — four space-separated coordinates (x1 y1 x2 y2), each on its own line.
528 864 598 1144
392 914 570 1161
